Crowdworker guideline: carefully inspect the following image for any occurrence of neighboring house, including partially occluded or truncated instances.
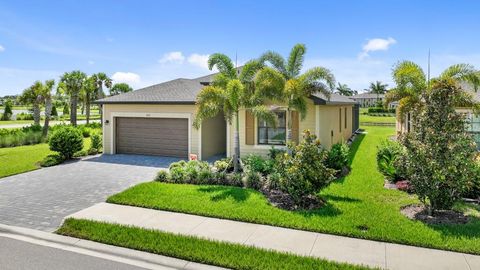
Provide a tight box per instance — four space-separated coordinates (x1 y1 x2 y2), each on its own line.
396 86 480 149
95 72 359 160
351 92 385 108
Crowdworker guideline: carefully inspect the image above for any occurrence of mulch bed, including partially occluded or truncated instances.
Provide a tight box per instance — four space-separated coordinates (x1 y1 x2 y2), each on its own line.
401 204 470 225
261 188 324 211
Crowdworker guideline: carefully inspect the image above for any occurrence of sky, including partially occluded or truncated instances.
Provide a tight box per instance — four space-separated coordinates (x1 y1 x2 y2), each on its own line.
0 0 479 96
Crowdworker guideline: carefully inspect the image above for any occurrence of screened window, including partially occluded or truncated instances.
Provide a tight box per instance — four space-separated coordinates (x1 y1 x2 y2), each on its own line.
258 111 286 145
467 113 480 150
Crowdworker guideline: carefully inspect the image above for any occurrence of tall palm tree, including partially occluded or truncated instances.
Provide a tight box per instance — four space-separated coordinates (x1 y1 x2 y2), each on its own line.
19 81 44 126
91 72 112 122
59 71 87 126
255 43 336 143
385 61 480 123
194 54 275 172
336 83 356 96
369 81 388 104
41 80 55 136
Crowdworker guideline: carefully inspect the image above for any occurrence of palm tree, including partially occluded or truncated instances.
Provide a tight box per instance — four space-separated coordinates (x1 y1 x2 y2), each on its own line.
193 54 274 172
59 71 87 126
19 81 44 126
41 80 55 136
91 72 112 122
385 61 480 124
369 81 388 104
255 43 336 143
336 83 356 96
81 76 98 124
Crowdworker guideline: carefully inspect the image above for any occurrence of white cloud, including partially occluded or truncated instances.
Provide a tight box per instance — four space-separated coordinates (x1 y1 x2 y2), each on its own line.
359 37 397 59
187 53 210 69
111 72 141 83
87 60 95 65
0 45 4 52
159 51 185 64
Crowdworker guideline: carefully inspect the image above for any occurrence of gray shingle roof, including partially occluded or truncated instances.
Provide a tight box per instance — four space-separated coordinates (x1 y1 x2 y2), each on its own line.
96 72 357 105
351 92 385 99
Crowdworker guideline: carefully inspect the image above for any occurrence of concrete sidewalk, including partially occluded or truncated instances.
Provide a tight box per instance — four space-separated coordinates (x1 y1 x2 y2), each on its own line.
67 203 480 270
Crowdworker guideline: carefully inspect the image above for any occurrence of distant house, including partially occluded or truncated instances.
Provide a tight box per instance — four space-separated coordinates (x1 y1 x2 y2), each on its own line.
351 92 385 108
95 71 359 160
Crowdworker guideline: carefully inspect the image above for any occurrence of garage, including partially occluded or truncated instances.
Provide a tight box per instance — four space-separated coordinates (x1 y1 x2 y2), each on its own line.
115 117 189 158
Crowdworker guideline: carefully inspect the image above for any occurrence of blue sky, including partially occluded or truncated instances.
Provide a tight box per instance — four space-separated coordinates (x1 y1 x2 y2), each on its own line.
0 0 479 95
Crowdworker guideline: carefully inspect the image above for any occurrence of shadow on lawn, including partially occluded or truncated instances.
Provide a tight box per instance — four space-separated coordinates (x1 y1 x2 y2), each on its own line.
428 217 480 239
198 186 251 202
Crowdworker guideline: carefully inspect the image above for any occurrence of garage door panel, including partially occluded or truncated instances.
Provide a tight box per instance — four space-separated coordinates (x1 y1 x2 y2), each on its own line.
115 117 188 157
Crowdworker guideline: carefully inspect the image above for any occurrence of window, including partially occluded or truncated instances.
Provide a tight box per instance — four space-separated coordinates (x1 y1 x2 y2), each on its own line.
344 107 347 129
258 111 286 145
467 113 480 150
339 108 342 132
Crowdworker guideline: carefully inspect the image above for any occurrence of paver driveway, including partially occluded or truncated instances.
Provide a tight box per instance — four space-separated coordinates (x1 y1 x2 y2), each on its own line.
0 154 180 232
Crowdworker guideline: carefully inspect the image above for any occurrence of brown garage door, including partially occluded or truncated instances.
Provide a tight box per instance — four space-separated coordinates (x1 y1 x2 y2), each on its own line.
115 117 188 158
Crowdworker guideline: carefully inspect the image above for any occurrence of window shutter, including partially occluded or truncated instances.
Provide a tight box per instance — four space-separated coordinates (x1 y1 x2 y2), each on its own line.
291 111 299 144
245 110 255 145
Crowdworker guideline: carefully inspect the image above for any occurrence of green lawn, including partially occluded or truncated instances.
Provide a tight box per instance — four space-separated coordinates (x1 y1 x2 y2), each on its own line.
0 138 92 178
108 126 480 255
359 114 396 124
57 219 372 270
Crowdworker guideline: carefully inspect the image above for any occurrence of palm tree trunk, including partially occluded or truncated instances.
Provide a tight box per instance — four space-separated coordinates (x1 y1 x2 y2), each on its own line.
286 109 293 155
43 97 52 136
86 93 90 124
33 103 41 126
71 94 77 126
233 111 240 173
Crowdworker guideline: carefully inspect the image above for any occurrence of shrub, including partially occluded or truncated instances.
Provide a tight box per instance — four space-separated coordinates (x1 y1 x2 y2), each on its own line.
245 170 263 190
243 155 275 175
213 158 232 172
87 148 98 155
197 169 214 184
0 127 45 148
90 132 102 150
16 112 34 120
1 99 13 121
367 107 395 114
266 172 282 190
276 130 335 205
73 149 88 158
463 162 480 199
269 146 286 159
79 126 91 137
155 170 169 182
399 80 479 214
49 126 83 159
51 105 58 117
169 166 187 183
325 143 349 171
376 140 405 182
229 173 244 187
40 154 65 167
169 160 187 170
214 171 227 185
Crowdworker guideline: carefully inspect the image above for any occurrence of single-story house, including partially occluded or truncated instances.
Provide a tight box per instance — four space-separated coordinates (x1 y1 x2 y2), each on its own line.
95 72 359 160
351 92 385 108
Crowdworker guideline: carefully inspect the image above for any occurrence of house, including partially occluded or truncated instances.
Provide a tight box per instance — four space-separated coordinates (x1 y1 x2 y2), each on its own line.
396 86 480 149
351 92 385 108
95 72 359 160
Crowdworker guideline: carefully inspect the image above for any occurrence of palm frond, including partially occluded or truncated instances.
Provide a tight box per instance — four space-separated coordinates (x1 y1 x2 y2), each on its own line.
253 67 286 102
286 43 306 78
299 66 335 97
288 96 308 120
392 60 426 92
193 86 225 128
225 79 244 111
258 51 288 78
439 64 480 91
239 60 263 83
249 105 278 128
208 53 236 79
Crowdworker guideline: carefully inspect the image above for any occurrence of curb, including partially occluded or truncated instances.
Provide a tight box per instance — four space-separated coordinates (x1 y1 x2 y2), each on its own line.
0 223 224 270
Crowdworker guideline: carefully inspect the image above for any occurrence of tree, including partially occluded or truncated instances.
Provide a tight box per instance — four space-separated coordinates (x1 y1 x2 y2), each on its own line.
385 61 480 123
62 102 69 116
399 79 479 215
255 43 336 143
369 81 388 102
336 83 357 96
19 81 44 125
193 54 273 172
91 72 112 123
1 99 13 120
81 76 96 124
59 71 87 126
110 83 133 96
41 80 55 136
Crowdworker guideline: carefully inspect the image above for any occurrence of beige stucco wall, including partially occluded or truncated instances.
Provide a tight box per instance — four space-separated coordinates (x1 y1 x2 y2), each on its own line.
227 100 354 157
201 112 226 159
102 104 200 157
